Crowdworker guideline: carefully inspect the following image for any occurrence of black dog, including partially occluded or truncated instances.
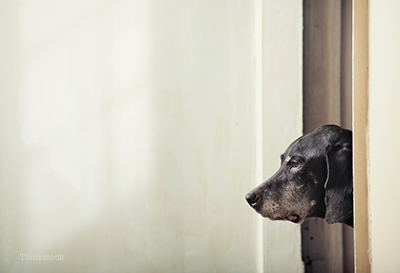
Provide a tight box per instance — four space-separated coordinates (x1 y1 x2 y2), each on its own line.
245 125 353 227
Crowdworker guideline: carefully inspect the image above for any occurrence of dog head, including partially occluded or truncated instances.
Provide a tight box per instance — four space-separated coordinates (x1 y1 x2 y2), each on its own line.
245 125 353 226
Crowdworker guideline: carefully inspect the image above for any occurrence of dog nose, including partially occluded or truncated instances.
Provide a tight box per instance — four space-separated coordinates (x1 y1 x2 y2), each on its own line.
245 191 260 207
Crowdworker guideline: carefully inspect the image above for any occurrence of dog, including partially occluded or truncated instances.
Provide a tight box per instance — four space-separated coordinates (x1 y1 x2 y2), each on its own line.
245 125 353 227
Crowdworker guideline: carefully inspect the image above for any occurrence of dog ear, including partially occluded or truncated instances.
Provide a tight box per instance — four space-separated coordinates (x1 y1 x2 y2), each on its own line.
324 142 353 225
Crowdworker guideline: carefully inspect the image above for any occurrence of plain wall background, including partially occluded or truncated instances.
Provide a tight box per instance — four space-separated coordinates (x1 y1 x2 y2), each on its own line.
0 1 303 272
368 0 400 272
354 0 400 272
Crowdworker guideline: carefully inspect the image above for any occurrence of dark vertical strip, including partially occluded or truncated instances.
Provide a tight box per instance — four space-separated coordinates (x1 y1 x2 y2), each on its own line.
302 0 354 272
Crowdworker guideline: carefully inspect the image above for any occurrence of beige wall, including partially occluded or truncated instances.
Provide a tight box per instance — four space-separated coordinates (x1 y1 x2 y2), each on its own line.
354 0 400 272
368 0 400 272
261 1 304 272
0 1 303 272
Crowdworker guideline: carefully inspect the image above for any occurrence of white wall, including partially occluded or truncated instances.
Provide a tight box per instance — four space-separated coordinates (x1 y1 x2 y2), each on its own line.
0 1 303 272
368 1 400 272
261 1 304 272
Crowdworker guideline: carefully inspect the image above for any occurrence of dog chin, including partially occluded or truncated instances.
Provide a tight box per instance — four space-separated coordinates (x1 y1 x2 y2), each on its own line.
289 215 306 224
263 213 305 224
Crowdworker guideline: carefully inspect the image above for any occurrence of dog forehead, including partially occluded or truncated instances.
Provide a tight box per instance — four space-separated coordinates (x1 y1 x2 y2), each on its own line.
283 132 326 159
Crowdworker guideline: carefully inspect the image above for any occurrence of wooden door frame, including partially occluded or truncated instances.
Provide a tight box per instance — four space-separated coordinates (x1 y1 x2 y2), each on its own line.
352 0 370 272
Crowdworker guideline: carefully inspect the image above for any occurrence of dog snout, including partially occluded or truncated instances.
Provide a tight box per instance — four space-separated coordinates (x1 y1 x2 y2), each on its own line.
245 191 260 207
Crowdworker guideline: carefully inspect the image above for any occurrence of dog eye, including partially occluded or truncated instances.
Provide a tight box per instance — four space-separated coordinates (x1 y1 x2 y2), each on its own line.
290 160 301 169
